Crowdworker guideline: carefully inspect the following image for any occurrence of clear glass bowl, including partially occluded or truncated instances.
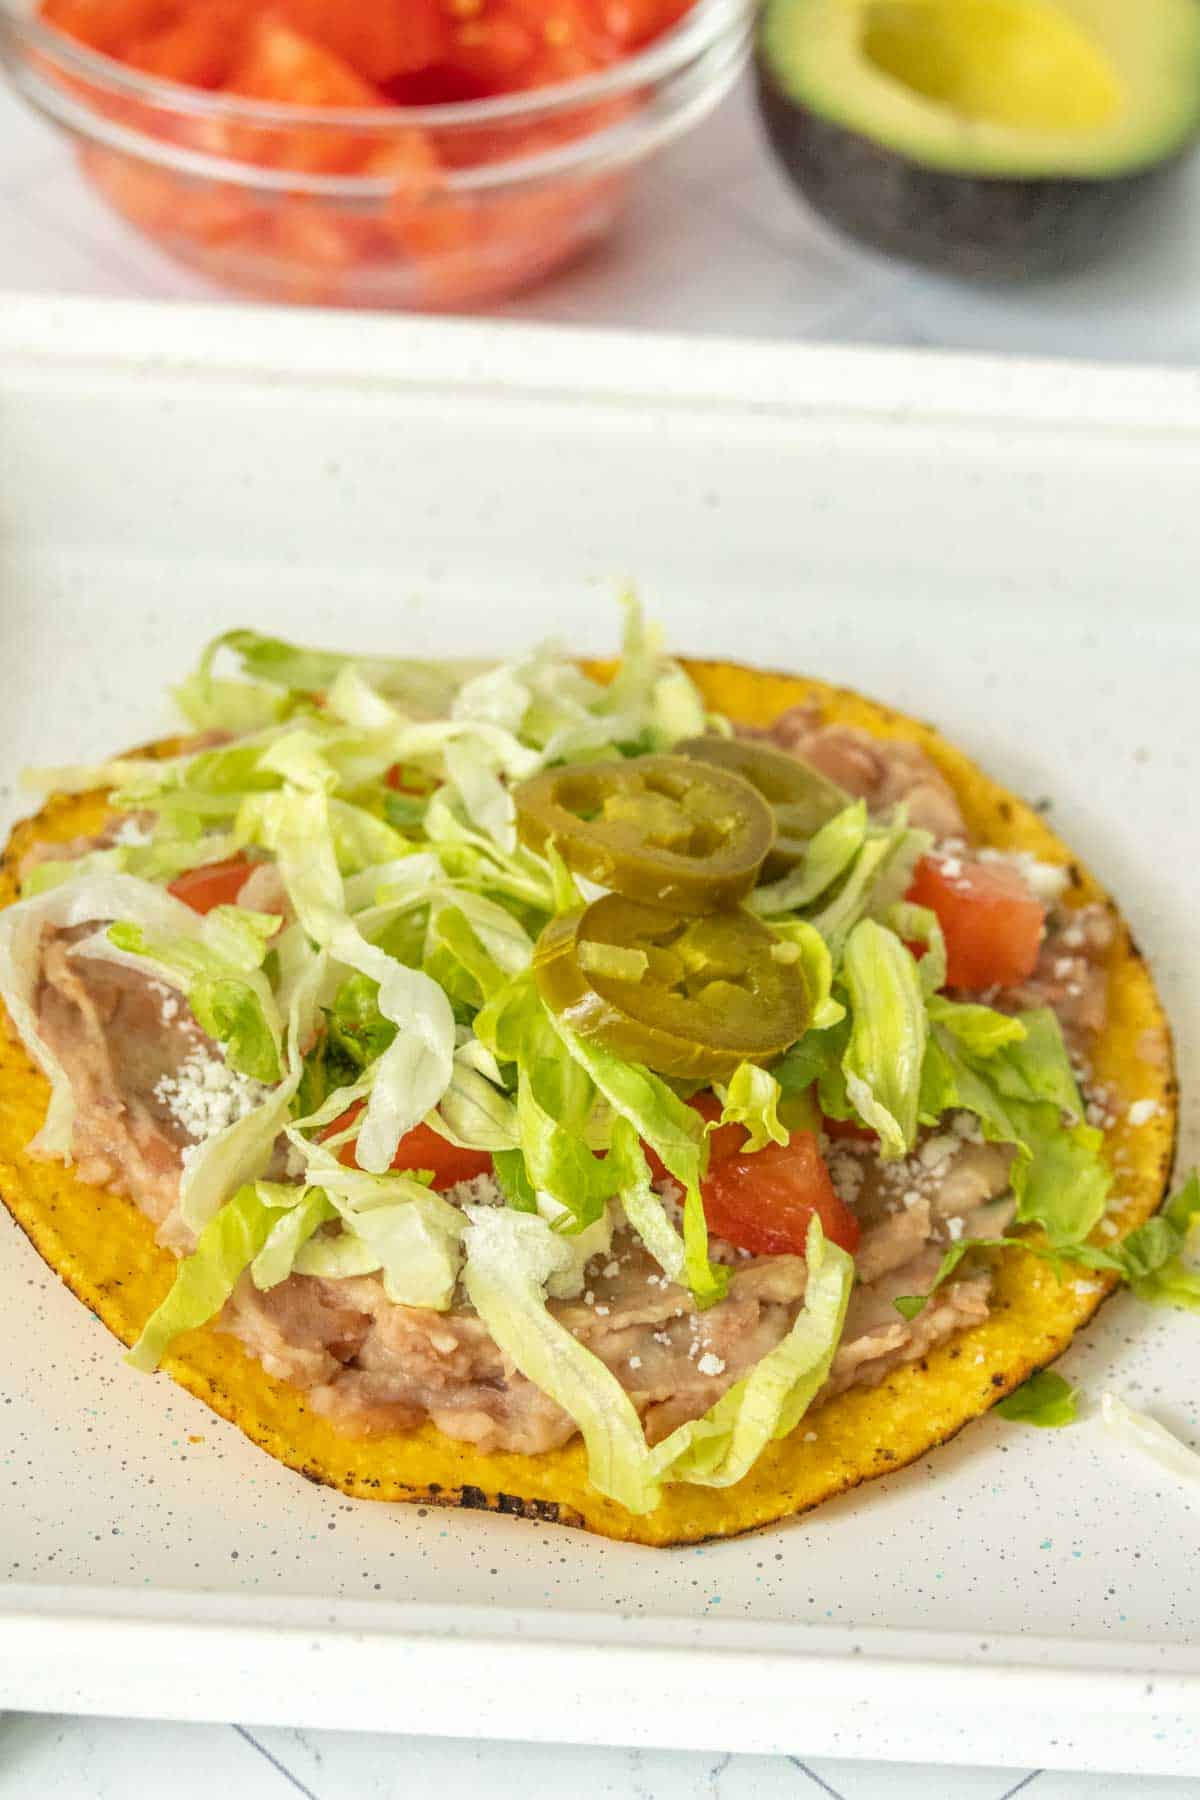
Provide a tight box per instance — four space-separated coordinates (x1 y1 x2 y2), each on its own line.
0 0 749 308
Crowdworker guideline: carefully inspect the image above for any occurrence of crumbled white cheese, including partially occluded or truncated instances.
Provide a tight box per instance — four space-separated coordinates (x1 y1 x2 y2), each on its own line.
1128 1099 1160 1127
945 1216 964 1242
155 1052 270 1145
594 1304 610 1317
977 847 1070 903
111 815 152 848
628 1355 643 1372
1073 1281 1102 1296
696 1352 726 1378
147 980 182 1026
444 1172 503 1210
828 1151 865 1205
652 1330 671 1347
603 1260 620 1279
803 1431 817 1443
919 1135 956 1171
1100 1219 1120 1238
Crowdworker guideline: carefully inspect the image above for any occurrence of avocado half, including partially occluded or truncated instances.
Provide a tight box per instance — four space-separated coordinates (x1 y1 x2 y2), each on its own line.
755 0 1200 278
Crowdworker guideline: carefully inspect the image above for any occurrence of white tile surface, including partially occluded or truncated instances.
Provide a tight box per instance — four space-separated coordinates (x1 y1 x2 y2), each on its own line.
8 1721 1200 1800
0 42 1196 1800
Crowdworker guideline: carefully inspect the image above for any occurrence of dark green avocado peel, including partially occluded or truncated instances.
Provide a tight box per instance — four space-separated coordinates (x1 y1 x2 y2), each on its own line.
755 0 1200 278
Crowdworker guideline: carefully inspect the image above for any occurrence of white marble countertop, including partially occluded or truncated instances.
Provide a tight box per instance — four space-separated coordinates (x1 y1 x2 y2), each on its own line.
3 57 1200 1800
7 69 1200 365
5 1716 1200 1800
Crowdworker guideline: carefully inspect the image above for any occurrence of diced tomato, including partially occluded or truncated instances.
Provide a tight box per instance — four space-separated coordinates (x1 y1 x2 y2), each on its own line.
384 758 443 793
42 0 175 55
589 0 690 48
167 854 254 913
449 9 540 94
273 0 450 85
702 1134 860 1258
823 1113 877 1146
906 853 1045 992
46 0 696 309
496 0 616 85
219 16 387 174
362 130 441 200
639 1091 742 1185
224 14 382 105
382 64 496 106
124 1 249 86
321 1102 494 1190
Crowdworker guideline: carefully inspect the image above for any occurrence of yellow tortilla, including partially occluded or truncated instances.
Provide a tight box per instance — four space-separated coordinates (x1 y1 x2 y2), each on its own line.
0 661 1177 1546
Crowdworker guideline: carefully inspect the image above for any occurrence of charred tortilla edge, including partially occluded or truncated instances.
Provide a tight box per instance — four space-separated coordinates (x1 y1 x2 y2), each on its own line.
0 663 1177 1547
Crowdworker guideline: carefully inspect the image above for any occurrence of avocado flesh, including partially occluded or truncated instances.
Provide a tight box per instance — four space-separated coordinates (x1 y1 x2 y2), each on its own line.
756 0 1200 277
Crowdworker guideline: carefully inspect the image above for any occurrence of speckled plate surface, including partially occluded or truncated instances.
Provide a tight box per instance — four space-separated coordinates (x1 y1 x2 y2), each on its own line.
0 299 1197 1772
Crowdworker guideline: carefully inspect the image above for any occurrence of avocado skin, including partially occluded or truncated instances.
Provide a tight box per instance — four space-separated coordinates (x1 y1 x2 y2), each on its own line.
756 70 1180 280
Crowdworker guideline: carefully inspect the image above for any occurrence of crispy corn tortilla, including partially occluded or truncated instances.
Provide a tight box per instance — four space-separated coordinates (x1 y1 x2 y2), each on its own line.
0 660 1178 1546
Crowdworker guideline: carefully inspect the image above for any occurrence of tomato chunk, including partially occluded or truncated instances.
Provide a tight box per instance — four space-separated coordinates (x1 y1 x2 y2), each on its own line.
168 854 253 913
640 1093 858 1258
822 1113 877 1146
124 1 250 86
274 0 450 85
906 854 1045 992
640 1091 743 1184
322 1103 494 1191
702 1134 858 1258
41 0 173 54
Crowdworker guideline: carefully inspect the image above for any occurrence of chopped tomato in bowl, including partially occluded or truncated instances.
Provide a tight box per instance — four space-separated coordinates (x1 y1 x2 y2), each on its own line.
17 0 747 308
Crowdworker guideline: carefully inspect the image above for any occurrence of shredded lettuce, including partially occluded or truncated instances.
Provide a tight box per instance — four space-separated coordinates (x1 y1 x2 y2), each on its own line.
648 1220 853 1487
715 1063 788 1155
463 1204 660 1511
926 995 1027 1057
96 904 285 1083
840 919 927 1160
200 627 477 719
1073 1172 1200 1306
548 1018 728 1306
292 1151 466 1309
0 874 210 1158
919 1012 1110 1247
251 1188 338 1290
605 1115 687 1284
481 983 621 1229
751 800 932 961
766 917 844 1035
995 1370 1078 1428
463 1208 852 1512
1101 1392 1200 1489
179 934 326 1232
129 1180 324 1371
432 1043 519 1153
887 900 947 997
751 801 868 917
235 785 456 1171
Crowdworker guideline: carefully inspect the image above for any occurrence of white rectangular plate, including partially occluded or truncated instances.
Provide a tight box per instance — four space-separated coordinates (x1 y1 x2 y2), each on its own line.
1 297 1197 1774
